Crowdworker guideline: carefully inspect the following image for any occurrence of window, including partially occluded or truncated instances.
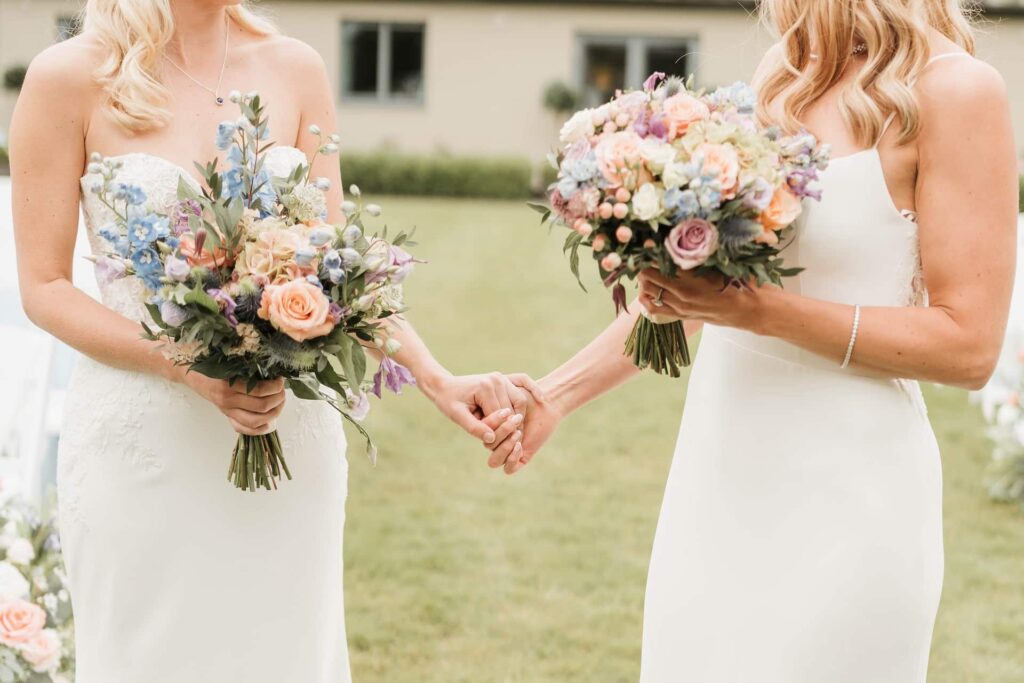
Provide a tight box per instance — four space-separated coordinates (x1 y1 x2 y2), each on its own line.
56 14 82 42
342 22 425 102
578 36 694 107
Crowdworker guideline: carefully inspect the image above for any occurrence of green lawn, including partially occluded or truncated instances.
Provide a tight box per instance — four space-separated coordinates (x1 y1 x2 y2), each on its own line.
345 196 1024 682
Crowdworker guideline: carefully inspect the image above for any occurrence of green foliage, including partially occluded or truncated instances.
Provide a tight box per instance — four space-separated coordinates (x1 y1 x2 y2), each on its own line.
341 152 534 199
542 81 581 114
1018 174 1023 213
0 145 8 171
2 64 26 91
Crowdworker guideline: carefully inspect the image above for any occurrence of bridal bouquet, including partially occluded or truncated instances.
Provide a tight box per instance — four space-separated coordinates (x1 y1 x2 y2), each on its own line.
0 499 74 681
534 74 830 376
88 92 418 492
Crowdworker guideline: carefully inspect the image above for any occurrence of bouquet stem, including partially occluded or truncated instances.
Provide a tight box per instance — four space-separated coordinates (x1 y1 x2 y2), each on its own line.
228 431 292 492
624 316 691 377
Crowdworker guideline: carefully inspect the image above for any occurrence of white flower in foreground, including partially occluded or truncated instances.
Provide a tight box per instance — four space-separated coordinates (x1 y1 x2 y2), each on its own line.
631 183 664 222
559 108 595 145
0 561 29 600
5 538 35 566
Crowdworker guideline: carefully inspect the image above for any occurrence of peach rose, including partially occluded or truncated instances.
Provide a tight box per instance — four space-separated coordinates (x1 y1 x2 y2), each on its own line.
237 228 308 284
660 93 710 139
0 599 46 647
178 233 234 269
760 186 803 232
21 628 61 673
697 143 740 199
595 131 645 189
258 279 334 342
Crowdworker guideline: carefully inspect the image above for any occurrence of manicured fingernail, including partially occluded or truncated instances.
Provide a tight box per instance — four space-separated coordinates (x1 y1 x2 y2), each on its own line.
513 443 523 455
510 413 524 425
484 432 496 444
513 430 523 442
498 408 512 418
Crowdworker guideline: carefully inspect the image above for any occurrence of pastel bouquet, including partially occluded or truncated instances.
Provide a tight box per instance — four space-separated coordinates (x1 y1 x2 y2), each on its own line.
88 92 418 492
0 499 74 682
976 349 1024 510
534 73 830 376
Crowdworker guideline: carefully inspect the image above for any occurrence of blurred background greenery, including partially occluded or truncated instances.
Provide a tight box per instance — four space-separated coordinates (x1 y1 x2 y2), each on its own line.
344 197 1024 682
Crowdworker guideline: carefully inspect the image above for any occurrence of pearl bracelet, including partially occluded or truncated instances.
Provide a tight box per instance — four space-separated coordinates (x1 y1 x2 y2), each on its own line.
840 305 861 369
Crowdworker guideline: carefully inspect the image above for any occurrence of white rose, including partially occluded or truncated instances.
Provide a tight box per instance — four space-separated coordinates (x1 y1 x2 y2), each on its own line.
377 285 405 312
559 109 595 145
662 161 694 189
0 561 30 600
5 538 34 566
631 183 664 222
639 138 676 174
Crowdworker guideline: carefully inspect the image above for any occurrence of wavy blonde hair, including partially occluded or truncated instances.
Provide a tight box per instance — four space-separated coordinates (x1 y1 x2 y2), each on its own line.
757 0 976 147
83 1 276 132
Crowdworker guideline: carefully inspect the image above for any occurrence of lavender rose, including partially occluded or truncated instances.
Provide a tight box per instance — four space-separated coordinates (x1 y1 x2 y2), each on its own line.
665 218 718 270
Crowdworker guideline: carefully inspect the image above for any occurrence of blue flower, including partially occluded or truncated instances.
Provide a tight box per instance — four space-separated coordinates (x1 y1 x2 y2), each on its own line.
309 228 334 247
130 247 163 290
323 250 342 271
664 188 702 220
708 81 756 114
113 236 131 258
295 248 317 267
556 175 580 200
563 153 600 183
215 121 238 150
113 183 147 206
98 223 121 244
305 275 323 289
127 213 169 247
328 268 346 285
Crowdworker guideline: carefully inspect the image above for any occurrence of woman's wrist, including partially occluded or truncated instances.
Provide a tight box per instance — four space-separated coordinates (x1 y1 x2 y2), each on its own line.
745 283 787 337
414 365 452 402
538 374 577 419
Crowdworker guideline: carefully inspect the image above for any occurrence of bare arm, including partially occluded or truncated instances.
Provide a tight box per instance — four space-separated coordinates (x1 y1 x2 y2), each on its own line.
638 58 1017 390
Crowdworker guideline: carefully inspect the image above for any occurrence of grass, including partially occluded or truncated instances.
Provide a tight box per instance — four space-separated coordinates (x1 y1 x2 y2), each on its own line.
344 196 1024 682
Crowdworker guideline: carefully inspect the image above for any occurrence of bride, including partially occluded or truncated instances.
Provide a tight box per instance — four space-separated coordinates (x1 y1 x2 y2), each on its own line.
9 1 536 681
489 0 1019 680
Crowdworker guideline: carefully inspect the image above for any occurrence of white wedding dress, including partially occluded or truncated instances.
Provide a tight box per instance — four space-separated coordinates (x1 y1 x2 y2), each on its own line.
640 55 969 682
59 148 351 683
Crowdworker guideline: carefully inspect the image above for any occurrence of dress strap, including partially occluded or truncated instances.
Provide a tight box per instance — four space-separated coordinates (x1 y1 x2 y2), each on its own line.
875 52 973 148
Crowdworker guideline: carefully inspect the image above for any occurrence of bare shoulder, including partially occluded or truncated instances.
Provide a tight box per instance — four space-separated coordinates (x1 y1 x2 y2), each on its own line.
250 33 327 72
917 54 1007 115
22 33 104 98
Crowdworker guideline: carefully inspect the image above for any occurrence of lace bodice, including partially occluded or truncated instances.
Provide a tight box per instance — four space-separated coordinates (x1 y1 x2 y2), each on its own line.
79 147 307 322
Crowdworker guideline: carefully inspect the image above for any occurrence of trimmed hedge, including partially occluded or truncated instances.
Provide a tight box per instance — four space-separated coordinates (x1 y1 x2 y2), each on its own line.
340 152 534 199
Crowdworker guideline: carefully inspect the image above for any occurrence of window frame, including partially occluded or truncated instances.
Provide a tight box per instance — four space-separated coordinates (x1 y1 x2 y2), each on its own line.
340 20 426 106
574 34 699 107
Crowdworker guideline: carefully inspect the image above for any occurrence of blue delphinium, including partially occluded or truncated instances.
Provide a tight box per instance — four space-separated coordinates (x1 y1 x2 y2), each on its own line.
664 187 702 221
215 121 238 150
222 145 277 214
708 81 756 114
127 213 170 247
130 247 164 290
113 183 147 206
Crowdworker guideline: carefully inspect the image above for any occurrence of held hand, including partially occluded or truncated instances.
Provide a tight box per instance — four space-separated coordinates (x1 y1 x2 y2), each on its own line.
424 372 544 446
485 376 564 475
179 371 287 436
637 268 766 331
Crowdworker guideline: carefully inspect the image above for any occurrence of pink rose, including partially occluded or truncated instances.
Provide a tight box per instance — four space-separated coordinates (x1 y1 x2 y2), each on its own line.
20 628 61 673
595 131 644 188
665 218 718 270
0 599 46 647
237 229 307 284
566 186 601 221
258 279 335 342
697 143 740 199
660 93 710 139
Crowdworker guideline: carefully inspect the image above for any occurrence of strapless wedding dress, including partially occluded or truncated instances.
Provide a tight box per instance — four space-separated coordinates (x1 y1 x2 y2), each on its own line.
60 148 351 682
640 147 944 678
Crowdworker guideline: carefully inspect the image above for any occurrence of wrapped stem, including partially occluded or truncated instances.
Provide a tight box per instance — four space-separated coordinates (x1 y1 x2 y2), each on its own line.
624 316 691 377
228 430 291 492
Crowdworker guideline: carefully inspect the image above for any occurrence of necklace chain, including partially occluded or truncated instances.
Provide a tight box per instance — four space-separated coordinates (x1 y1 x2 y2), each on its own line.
164 16 230 106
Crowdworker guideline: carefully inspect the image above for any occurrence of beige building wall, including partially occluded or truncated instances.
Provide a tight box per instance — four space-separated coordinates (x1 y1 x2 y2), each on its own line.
1 0 1023 163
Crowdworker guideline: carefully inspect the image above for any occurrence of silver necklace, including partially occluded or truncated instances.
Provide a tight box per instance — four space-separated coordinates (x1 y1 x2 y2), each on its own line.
164 17 231 106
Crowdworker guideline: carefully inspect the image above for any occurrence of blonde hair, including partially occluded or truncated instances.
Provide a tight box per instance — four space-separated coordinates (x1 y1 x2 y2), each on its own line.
757 0 976 147
83 1 276 132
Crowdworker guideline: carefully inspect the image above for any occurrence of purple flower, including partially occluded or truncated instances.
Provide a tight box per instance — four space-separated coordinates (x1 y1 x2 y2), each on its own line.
207 288 238 327
742 177 775 211
787 168 823 201
372 356 417 398
94 256 127 285
345 390 371 422
388 245 417 284
643 71 666 92
164 255 191 282
172 199 202 235
160 300 193 327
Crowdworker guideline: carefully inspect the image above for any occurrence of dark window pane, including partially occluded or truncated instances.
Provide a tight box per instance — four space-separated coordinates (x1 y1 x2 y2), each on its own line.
646 43 690 81
390 26 424 97
346 23 379 94
582 43 626 107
